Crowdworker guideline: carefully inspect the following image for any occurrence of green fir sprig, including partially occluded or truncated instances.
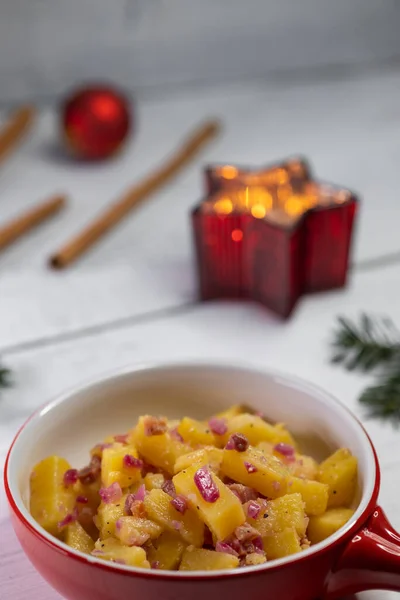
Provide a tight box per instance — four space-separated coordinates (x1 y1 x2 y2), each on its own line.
331 314 400 423
0 362 12 389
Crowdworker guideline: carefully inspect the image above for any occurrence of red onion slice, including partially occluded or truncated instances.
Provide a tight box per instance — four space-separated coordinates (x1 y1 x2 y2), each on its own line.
246 500 261 519
123 454 143 469
208 417 228 436
161 479 176 498
225 433 249 452
244 461 258 474
170 494 188 514
99 482 123 504
215 541 239 557
194 467 220 503
274 443 295 458
63 469 78 487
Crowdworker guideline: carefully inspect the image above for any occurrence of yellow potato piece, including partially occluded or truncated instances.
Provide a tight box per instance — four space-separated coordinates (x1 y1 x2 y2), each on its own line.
258 442 318 480
214 405 244 421
287 477 329 516
307 507 355 544
97 498 126 539
65 521 94 554
177 417 216 447
179 547 239 571
131 416 190 475
222 414 296 448
143 488 204 547
101 444 142 488
93 538 150 568
147 530 187 570
174 447 223 474
317 449 358 508
263 527 302 559
173 465 245 541
250 493 308 538
221 446 290 498
115 516 162 546
30 456 77 536
144 472 165 491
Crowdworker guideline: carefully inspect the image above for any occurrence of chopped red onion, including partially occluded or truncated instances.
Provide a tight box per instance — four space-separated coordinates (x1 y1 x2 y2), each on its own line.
227 484 258 504
99 482 123 504
134 484 146 502
215 542 239 557
244 461 258 474
274 443 295 458
225 433 249 452
194 467 220 503
252 536 264 554
115 518 123 532
151 561 160 569
208 417 228 436
114 434 129 444
78 455 101 485
246 501 261 519
123 454 143 469
144 416 168 436
124 493 135 515
172 520 183 531
170 427 184 442
63 469 78 487
170 495 188 514
161 479 176 498
57 508 78 530
76 495 89 504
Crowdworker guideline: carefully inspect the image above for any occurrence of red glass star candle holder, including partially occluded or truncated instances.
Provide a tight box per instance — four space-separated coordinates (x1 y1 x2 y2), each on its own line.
192 160 359 319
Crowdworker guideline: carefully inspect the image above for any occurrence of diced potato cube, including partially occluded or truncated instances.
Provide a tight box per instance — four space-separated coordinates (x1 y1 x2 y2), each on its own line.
115 516 162 546
177 417 216 447
222 414 296 448
250 494 307 538
147 530 186 570
317 449 358 508
65 521 95 554
288 477 329 516
263 527 302 559
173 466 245 541
221 447 290 499
30 456 77 536
258 443 318 480
245 552 267 566
144 472 165 491
179 547 239 571
97 498 126 539
93 538 150 568
143 489 204 547
307 508 355 544
131 416 190 475
174 447 223 474
101 444 142 488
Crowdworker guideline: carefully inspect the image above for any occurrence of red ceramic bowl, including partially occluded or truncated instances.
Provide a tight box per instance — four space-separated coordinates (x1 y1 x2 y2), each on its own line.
4 362 400 600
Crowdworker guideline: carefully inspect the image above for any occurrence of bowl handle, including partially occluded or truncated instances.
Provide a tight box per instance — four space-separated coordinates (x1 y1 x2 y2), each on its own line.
325 506 400 598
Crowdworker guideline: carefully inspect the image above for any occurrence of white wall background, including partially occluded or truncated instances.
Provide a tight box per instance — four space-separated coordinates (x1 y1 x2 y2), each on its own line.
0 0 400 102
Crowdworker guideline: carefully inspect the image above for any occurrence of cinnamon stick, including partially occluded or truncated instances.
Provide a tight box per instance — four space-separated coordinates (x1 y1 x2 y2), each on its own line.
0 106 35 163
49 119 221 269
0 195 66 252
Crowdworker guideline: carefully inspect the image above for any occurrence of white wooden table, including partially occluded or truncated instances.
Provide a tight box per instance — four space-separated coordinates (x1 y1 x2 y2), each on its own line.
1 67 400 600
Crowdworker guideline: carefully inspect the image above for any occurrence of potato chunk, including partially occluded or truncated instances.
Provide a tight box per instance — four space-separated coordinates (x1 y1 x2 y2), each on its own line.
97 498 126 539
143 488 204 547
222 414 296 448
93 538 150 568
177 417 216 447
173 465 245 541
179 547 239 571
65 521 94 554
115 516 162 546
307 507 355 544
250 493 308 538
263 527 301 559
101 444 142 488
30 456 77 536
221 446 290 498
174 447 223 474
317 449 358 508
147 530 186 570
287 477 329 516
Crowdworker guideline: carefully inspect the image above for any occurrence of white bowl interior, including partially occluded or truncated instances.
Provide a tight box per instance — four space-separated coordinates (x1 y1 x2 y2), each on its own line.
7 362 376 572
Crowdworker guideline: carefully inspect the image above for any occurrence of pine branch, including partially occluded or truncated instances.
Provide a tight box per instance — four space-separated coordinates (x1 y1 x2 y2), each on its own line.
331 314 400 371
0 362 12 389
359 356 400 424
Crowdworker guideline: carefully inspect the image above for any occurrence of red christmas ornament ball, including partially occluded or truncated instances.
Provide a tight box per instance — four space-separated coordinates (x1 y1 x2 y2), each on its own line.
61 85 132 160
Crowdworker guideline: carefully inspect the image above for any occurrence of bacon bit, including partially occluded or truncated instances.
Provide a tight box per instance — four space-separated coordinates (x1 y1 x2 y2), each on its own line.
99 482 123 504
76 495 89 504
244 461 258 474
144 416 168 436
272 481 281 492
57 508 78 530
170 495 188 514
194 467 220 503
208 417 228 436
151 561 160 569
228 484 258 505
246 501 261 519
63 469 78 487
225 433 249 452
172 520 183 531
114 434 129 444
215 542 239 557
274 443 295 461
170 427 184 442
78 455 101 485
123 454 143 469
124 494 146 517
161 480 176 498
